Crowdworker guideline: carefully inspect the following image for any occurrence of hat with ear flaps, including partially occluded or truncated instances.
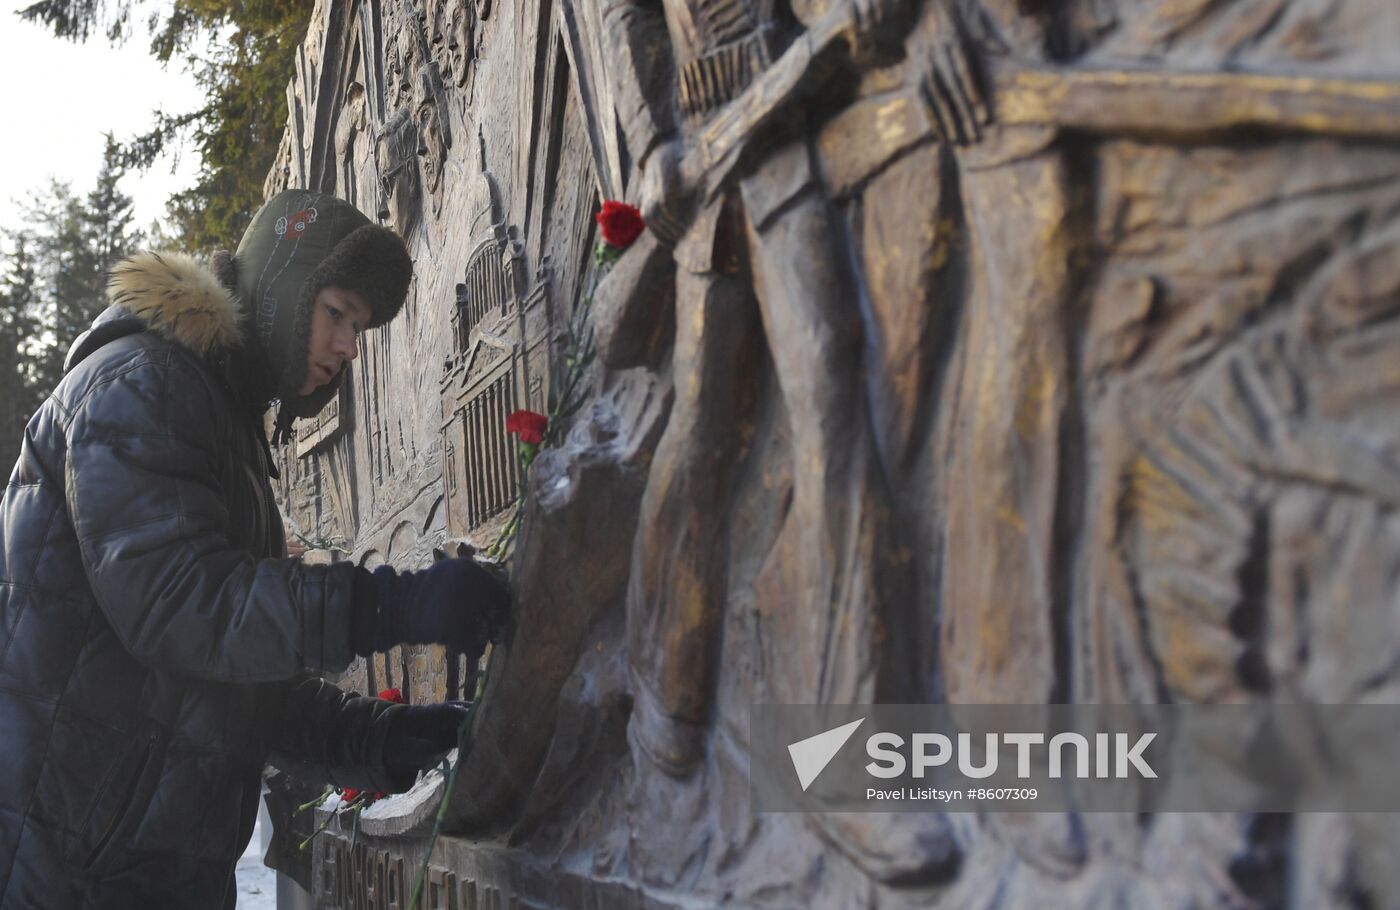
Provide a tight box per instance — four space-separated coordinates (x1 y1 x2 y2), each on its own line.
232 189 412 444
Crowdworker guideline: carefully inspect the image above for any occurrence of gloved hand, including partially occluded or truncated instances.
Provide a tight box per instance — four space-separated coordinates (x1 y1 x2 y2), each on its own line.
383 701 473 788
371 557 509 658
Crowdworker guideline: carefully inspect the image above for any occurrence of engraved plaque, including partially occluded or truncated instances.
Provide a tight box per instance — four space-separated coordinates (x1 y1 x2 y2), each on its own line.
297 371 352 457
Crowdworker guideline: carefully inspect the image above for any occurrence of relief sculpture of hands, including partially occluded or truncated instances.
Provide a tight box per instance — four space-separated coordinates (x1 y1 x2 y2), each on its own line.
911 3 991 145
847 0 914 62
850 0 907 35
638 139 694 248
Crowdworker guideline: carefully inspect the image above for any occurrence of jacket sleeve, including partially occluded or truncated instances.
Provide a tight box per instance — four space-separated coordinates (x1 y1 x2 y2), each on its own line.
266 676 407 793
62 352 358 682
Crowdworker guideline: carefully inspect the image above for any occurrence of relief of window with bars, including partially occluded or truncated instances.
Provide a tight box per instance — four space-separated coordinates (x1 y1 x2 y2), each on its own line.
457 367 521 530
454 240 512 349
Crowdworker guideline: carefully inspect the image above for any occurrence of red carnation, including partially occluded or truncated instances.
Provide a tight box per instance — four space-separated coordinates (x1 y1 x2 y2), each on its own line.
378 687 405 704
340 787 360 803
595 200 645 250
506 409 548 446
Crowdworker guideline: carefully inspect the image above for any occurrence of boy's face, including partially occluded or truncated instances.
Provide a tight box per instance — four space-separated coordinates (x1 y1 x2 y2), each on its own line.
299 285 372 396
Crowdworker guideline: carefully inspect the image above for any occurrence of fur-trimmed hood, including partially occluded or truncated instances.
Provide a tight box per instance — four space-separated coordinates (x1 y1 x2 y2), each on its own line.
109 251 242 354
67 252 244 374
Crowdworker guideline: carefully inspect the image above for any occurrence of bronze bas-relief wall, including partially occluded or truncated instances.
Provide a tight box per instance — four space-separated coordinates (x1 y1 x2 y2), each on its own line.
270 0 1400 906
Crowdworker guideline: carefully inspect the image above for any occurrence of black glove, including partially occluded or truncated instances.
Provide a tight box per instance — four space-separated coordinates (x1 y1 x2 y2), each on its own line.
370 557 509 657
383 701 472 789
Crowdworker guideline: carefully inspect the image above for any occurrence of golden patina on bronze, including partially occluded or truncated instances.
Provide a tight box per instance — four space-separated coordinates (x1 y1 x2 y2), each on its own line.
267 0 1400 905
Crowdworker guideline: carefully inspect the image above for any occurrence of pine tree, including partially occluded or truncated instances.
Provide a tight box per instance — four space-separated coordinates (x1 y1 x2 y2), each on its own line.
0 233 45 473
86 134 140 284
23 180 87 382
21 141 143 400
21 0 312 251
0 140 146 471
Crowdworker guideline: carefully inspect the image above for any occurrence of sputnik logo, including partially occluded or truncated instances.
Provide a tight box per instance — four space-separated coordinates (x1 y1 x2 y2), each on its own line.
787 718 866 792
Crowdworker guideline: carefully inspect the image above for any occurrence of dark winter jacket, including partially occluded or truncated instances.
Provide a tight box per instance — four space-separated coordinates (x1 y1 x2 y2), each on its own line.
0 251 401 909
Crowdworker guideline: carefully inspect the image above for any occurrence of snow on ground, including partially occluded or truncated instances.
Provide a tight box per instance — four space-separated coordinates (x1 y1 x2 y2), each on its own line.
236 814 279 910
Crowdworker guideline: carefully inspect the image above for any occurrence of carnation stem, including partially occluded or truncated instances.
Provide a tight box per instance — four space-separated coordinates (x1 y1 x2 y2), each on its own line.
294 786 333 816
407 697 482 910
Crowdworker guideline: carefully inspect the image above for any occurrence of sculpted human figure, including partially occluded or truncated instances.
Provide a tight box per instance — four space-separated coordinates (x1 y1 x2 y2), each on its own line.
414 72 449 214
422 0 447 71
857 0 1086 879
334 82 369 213
934 0 1070 710
596 0 995 885
384 9 407 116
390 16 422 114
445 0 475 89
376 107 422 237
603 0 986 762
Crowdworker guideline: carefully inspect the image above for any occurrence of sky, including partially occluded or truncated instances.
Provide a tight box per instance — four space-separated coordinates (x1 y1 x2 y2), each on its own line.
0 0 206 237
